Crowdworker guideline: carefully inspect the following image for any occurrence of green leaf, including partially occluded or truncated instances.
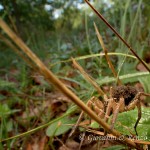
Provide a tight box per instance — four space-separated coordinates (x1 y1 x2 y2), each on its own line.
46 116 77 137
90 121 99 129
114 107 150 141
0 104 20 117
97 72 149 85
139 75 150 93
103 145 126 150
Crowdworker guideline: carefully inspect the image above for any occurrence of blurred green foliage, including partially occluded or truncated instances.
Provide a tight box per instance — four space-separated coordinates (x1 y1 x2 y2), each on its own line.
0 0 150 74
0 0 150 148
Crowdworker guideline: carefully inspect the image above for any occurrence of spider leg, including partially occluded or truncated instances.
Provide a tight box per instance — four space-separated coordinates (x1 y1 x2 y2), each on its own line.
91 97 104 117
125 92 150 135
125 93 141 111
69 96 104 137
104 98 113 123
125 92 150 111
103 98 113 136
132 92 150 135
124 93 141 135
134 100 141 136
110 97 124 130
103 94 109 112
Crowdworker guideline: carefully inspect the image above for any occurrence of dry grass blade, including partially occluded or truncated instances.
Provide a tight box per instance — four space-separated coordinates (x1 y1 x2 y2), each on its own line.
0 18 142 149
94 22 122 85
71 57 104 96
84 0 150 73
69 111 84 137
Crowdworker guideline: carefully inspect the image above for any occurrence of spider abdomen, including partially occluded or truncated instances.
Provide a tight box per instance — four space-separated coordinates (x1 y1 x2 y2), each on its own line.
111 85 138 106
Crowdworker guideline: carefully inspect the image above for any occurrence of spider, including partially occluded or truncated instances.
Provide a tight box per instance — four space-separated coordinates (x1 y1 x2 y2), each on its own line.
70 84 150 137
89 85 150 135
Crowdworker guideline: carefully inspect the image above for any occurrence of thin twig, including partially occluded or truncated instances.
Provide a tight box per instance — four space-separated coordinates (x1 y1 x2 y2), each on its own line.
84 0 150 73
69 96 98 137
69 111 84 137
94 22 122 85
71 57 105 96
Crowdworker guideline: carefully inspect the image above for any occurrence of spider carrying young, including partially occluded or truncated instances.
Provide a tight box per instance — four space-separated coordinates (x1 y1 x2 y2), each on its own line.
81 0 150 137
87 85 150 136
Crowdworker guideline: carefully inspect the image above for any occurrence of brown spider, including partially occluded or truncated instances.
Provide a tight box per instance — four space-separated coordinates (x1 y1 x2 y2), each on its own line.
82 85 150 136
102 85 150 135
70 85 150 137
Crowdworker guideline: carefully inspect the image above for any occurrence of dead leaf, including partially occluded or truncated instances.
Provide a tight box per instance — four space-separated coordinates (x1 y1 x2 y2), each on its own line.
137 63 148 72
